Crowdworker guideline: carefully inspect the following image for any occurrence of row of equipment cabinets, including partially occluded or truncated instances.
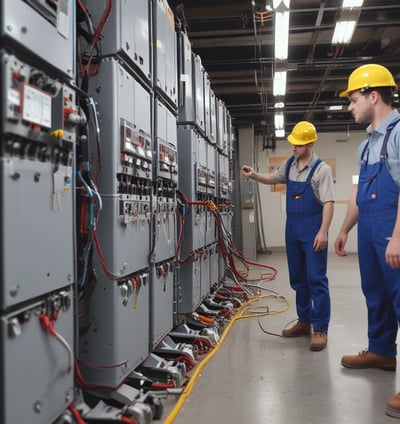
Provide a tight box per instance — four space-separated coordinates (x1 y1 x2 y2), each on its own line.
0 1 238 423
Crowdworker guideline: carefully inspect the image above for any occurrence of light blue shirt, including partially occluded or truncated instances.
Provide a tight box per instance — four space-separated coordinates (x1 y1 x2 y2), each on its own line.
357 109 400 187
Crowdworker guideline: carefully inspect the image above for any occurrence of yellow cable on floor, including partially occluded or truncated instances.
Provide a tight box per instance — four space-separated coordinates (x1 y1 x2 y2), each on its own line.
163 293 289 423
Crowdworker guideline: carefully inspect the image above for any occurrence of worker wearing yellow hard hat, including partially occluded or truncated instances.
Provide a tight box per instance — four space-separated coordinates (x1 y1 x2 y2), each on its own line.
334 63 400 419
287 120 318 145
242 121 335 351
339 63 397 97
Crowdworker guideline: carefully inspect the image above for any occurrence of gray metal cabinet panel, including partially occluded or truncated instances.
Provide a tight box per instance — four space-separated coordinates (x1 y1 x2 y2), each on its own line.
1 0 75 79
150 260 175 347
1 290 74 424
84 0 151 81
79 269 150 387
0 156 74 308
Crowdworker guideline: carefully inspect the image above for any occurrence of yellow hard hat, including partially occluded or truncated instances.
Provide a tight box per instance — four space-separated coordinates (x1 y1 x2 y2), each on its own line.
339 63 397 97
287 121 317 145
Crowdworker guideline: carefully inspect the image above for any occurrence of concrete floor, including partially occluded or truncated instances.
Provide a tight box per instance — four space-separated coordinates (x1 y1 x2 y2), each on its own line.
160 249 400 424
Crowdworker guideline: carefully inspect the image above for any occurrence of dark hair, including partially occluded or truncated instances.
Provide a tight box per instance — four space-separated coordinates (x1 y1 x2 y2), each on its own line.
360 87 394 105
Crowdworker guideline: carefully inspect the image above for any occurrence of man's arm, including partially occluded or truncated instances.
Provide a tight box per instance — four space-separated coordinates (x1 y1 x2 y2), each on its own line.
334 185 359 256
241 165 277 185
385 193 400 269
313 201 334 252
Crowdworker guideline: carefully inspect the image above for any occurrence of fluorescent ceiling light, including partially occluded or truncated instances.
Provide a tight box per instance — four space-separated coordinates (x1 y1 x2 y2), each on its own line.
274 102 285 108
274 10 290 59
274 112 284 130
342 0 364 7
328 105 343 111
273 71 287 96
273 0 290 8
331 20 356 44
275 129 285 138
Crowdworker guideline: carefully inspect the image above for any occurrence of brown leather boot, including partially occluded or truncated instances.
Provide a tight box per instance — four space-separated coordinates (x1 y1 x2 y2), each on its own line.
341 350 396 371
282 321 311 337
386 393 400 418
310 331 327 351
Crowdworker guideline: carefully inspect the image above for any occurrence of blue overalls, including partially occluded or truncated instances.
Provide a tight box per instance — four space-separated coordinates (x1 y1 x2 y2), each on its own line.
357 119 400 357
285 157 330 333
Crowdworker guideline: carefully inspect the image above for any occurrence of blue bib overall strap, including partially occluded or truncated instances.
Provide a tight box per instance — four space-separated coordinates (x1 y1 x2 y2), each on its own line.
380 118 400 160
284 156 330 332
357 118 400 213
285 156 323 216
356 117 400 358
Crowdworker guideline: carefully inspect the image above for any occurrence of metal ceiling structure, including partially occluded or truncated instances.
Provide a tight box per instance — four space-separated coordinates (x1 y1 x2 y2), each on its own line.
168 0 400 140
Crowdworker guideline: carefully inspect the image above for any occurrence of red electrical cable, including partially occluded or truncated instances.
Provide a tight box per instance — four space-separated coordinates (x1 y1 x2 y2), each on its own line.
68 402 87 424
150 381 175 389
174 355 195 371
91 0 113 47
77 356 129 369
193 337 213 354
74 361 124 391
39 314 56 336
177 190 279 289
76 0 88 14
120 416 137 424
